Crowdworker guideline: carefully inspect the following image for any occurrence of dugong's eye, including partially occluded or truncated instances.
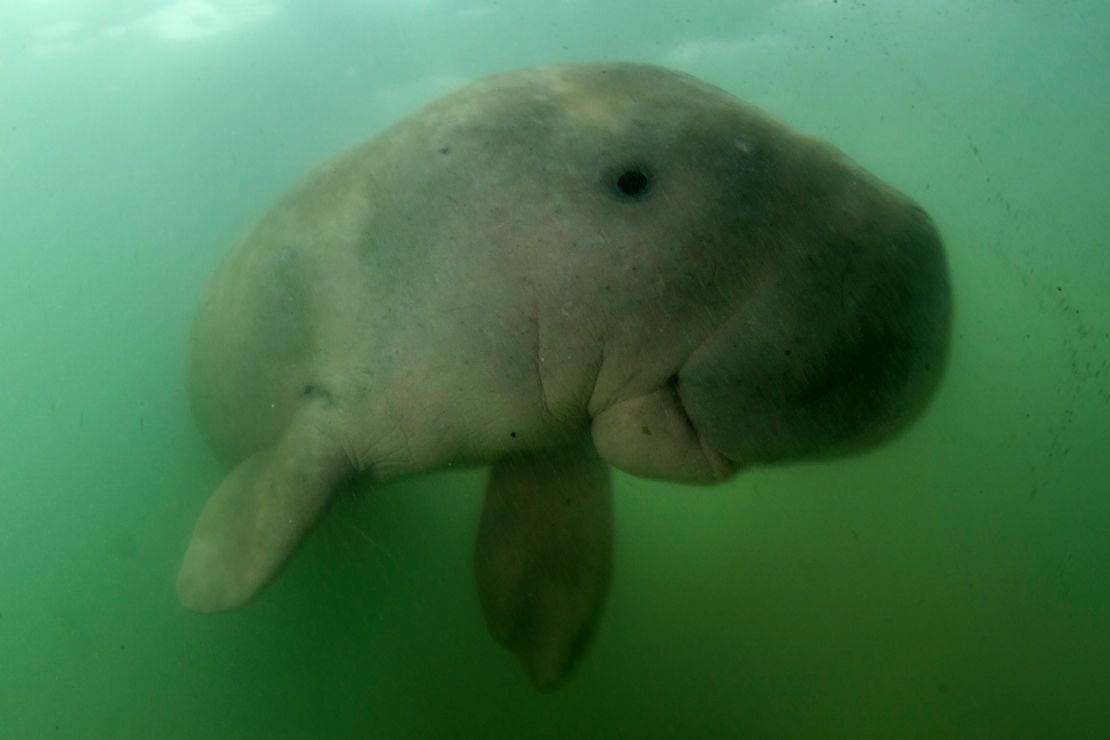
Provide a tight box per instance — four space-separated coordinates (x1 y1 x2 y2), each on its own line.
609 164 652 201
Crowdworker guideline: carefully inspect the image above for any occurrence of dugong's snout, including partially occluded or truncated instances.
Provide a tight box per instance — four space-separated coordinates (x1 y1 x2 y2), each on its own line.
678 177 952 470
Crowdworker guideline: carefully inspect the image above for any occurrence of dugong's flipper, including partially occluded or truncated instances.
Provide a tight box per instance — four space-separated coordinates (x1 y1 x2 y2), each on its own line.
177 401 354 612
474 441 613 690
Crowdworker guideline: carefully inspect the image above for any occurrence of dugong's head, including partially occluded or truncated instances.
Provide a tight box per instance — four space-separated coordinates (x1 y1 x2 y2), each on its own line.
423 63 950 480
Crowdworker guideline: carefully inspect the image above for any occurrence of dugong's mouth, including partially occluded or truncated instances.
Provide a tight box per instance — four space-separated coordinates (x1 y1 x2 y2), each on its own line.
662 372 735 481
590 380 741 484
697 434 736 480
675 386 738 480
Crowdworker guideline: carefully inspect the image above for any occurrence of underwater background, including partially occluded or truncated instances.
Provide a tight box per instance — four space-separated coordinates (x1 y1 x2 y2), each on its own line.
1 1 1107 737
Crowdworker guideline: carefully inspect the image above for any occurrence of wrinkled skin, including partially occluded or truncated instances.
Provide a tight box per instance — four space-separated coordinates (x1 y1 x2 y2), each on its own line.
177 63 951 690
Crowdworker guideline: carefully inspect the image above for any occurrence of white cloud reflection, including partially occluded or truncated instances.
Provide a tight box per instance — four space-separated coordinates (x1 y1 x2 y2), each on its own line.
665 33 791 69
105 1 279 42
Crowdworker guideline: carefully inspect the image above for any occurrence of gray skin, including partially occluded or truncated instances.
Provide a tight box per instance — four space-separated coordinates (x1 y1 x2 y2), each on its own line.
177 63 951 690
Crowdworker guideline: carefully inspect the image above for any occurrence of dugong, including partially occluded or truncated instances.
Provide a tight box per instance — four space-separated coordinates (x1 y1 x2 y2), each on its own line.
177 63 950 689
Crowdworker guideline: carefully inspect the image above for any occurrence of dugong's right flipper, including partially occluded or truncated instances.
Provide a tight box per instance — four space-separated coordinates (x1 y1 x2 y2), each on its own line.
176 401 354 613
474 440 613 690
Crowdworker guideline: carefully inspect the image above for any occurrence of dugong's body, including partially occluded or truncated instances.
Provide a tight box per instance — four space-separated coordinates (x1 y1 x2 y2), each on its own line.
178 63 950 689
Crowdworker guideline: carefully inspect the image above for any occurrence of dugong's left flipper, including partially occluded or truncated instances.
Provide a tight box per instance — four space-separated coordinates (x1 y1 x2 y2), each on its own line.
475 440 613 690
177 402 354 612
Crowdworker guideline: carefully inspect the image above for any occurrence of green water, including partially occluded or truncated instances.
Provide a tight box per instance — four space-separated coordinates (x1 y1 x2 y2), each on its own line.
2 1 1107 737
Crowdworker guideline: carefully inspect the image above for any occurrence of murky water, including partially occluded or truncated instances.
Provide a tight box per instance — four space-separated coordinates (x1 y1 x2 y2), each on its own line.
2 1 1107 737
